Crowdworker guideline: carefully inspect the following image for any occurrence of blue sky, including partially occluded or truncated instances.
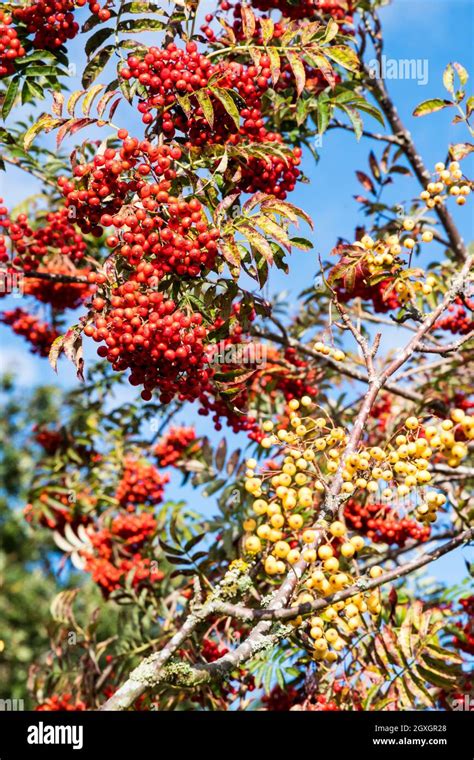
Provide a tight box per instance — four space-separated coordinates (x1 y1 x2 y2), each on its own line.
1 0 473 582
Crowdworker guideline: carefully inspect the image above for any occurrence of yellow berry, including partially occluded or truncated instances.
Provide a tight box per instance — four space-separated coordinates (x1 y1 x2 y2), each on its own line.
329 521 346 537
340 542 356 559
245 536 261 554
318 544 334 560
369 565 383 579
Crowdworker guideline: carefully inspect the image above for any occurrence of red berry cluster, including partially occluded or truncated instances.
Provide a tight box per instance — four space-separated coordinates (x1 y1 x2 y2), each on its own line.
201 638 229 662
14 1 79 50
59 137 178 237
24 487 93 532
109 512 158 546
36 694 86 711
33 424 63 455
84 532 164 597
78 0 112 23
435 298 474 336
60 135 220 278
369 394 392 433
23 263 91 310
452 596 474 656
83 508 164 598
0 200 10 261
0 11 25 78
86 282 212 402
154 426 197 467
115 457 169 508
335 268 400 313
344 498 431 546
261 684 301 710
9 208 87 271
119 43 301 198
0 307 59 356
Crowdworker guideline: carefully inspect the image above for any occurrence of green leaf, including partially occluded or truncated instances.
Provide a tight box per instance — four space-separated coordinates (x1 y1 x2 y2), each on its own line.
202 478 227 497
2 76 20 120
240 4 256 39
23 114 64 150
82 84 105 116
239 223 274 264
324 45 359 72
355 100 385 127
340 104 363 140
253 214 291 251
443 64 455 95
260 17 274 45
122 1 164 12
267 47 281 85
287 51 306 97
82 46 114 88
184 533 205 553
453 62 468 87
85 26 114 57
117 18 165 33
290 236 313 251
195 89 214 128
316 97 331 134
413 98 453 117
212 88 240 129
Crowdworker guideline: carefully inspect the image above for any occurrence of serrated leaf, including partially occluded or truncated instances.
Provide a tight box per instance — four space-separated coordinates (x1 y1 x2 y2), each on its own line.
226 449 241 476
241 4 256 39
316 97 331 134
195 89 214 128
267 47 281 85
202 478 227 497
239 223 274 264
184 533 205 553
165 555 191 566
341 104 363 140
212 87 241 129
453 62 468 87
158 538 183 556
260 17 274 45
82 46 114 88
290 236 313 251
117 18 165 33
356 170 375 194
325 45 359 72
67 89 85 117
82 84 105 116
253 213 291 251
443 63 455 95
85 26 114 57
23 114 64 150
287 51 306 97
215 438 227 471
413 98 453 117
449 142 474 161
2 76 20 120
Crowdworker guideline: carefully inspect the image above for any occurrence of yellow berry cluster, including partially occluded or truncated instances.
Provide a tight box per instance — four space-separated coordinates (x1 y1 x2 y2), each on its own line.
420 161 471 207
356 230 439 303
243 400 469 568
303 572 382 663
313 341 346 362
